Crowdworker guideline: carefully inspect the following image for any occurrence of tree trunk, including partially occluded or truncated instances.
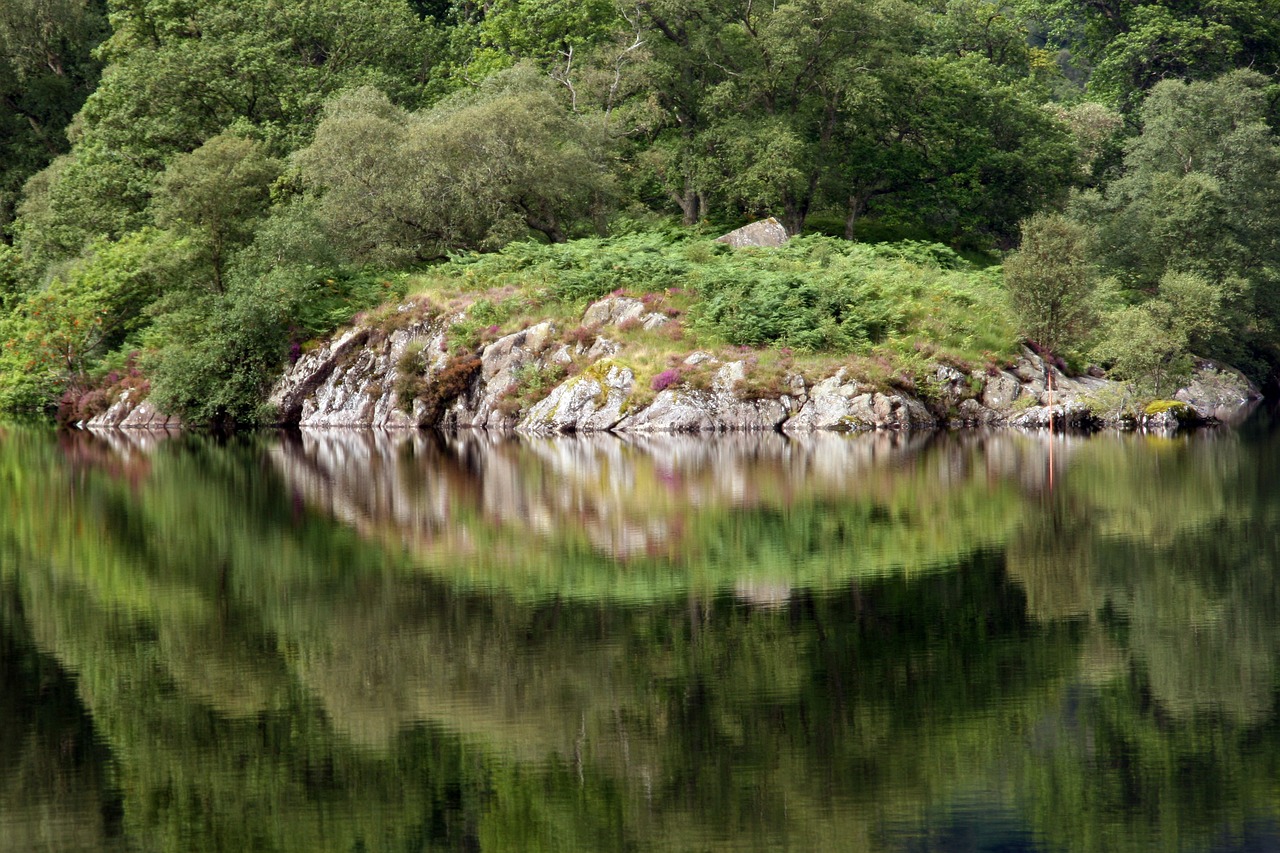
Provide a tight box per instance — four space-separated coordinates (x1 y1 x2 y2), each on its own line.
844 192 869 241
525 214 566 243
678 180 701 225
782 186 812 237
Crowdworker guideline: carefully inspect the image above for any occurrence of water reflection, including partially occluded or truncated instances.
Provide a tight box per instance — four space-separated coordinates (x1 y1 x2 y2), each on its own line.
272 429 1043 599
0 424 1278 851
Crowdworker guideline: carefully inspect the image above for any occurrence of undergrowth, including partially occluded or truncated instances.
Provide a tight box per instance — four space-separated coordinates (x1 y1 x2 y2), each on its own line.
404 233 1019 376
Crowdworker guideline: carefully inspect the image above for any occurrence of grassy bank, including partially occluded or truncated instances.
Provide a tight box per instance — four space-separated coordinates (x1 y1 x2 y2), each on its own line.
352 232 1020 418
17 229 1022 426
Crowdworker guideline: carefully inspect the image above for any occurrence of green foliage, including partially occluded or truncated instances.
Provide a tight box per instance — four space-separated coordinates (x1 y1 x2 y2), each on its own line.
0 228 188 409
1092 306 1189 399
11 0 436 263
144 260 406 426
1019 0 1280 113
691 261 891 351
1092 270 1225 398
0 243 29 310
151 132 281 292
444 231 695 303
450 0 622 80
145 285 290 426
0 0 108 234
1077 70 1280 377
831 56 1081 243
1003 212 1095 357
413 232 1019 366
296 70 613 264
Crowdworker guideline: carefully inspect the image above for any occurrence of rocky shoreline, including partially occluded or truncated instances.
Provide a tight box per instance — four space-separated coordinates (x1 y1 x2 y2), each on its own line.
86 294 1261 432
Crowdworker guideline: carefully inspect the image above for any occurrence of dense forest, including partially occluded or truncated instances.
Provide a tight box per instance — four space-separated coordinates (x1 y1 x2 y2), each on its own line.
1 0 1279 424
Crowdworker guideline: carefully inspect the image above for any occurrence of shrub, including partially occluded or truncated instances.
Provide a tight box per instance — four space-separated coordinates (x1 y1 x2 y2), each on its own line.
396 351 481 420
497 362 567 418
652 369 680 391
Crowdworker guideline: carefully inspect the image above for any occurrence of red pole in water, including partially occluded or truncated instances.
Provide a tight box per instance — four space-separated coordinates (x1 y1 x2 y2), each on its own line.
1047 358 1055 492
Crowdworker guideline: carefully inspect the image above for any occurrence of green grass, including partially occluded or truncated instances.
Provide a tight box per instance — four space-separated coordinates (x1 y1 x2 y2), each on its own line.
388 232 1021 395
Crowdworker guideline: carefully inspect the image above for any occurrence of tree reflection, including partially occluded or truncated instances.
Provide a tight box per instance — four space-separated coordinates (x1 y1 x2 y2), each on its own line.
0 426 1278 851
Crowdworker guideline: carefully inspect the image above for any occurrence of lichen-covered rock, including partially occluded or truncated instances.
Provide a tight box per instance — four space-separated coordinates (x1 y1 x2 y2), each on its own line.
267 314 456 428
1137 400 1207 432
85 388 183 429
587 336 620 359
782 371 861 431
521 364 634 433
616 389 789 432
684 351 717 366
548 336 619 366
1012 348 1046 384
715 217 789 248
981 371 1023 410
783 368 935 431
951 398 997 427
854 392 935 429
450 321 557 429
269 326 371 424
583 295 645 327
930 365 969 410
1175 360 1259 422
305 326 442 427
85 388 142 427
580 296 670 330
1010 402 1097 429
617 363 790 432
260 299 1251 435
118 400 183 429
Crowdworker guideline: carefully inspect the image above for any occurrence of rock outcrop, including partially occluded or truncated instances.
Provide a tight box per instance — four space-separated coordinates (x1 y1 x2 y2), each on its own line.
87 295 1261 433
1175 359 1259 422
715 217 789 248
521 362 634 433
84 388 182 429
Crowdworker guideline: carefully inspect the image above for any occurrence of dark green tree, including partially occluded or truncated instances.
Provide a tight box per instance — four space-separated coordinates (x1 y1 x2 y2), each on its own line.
1081 70 1280 373
151 133 281 293
0 0 107 237
297 72 612 263
1019 0 1280 113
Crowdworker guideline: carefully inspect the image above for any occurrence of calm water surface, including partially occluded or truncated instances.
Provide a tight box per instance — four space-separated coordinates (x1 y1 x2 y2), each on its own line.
3 421 1280 852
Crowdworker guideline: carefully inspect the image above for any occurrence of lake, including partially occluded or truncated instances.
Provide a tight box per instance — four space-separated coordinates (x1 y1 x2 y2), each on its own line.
3 420 1280 852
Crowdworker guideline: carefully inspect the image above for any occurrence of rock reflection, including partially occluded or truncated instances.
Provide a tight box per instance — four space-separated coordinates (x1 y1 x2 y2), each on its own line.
269 429 1037 597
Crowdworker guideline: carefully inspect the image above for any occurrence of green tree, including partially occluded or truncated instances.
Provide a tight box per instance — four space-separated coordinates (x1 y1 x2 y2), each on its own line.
1019 0 1280 113
12 0 435 265
297 72 612 264
0 0 107 236
0 228 188 408
151 133 281 293
1082 70 1280 373
1003 212 1094 357
1092 270 1225 396
829 57 1080 243
627 0 918 231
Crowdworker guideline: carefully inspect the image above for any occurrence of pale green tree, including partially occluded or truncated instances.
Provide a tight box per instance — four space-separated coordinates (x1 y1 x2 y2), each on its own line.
1003 212 1095 357
297 73 612 264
